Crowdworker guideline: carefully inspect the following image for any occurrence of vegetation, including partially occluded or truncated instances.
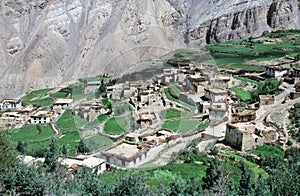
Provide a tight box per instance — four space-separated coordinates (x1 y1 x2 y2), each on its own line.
22 88 54 101
160 109 190 119
104 117 126 135
288 103 300 141
170 84 182 97
251 79 282 102
233 76 261 85
56 109 88 134
162 119 199 133
228 87 252 102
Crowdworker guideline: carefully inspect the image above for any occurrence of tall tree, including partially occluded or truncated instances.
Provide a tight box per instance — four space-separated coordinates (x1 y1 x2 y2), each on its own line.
238 162 255 196
77 139 89 154
0 129 15 173
44 138 58 171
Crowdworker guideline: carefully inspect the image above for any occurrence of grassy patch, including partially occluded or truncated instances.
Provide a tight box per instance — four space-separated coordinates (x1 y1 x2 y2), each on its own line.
88 114 109 126
22 88 54 101
84 134 113 149
51 91 70 99
22 97 53 107
196 122 210 131
104 117 126 135
233 76 261 85
56 109 88 134
8 124 54 143
170 84 182 97
162 119 199 133
228 88 251 102
160 109 190 119
254 145 284 160
57 131 81 155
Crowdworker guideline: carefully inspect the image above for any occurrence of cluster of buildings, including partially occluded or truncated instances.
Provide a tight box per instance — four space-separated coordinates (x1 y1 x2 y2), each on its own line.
101 129 180 168
0 98 74 129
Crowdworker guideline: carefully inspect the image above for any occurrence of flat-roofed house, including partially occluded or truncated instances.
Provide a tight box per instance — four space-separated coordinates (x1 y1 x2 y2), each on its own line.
0 98 22 110
52 98 73 114
209 102 228 121
0 112 24 127
265 65 289 78
292 67 300 77
29 110 53 124
225 122 263 151
259 94 275 105
205 88 228 102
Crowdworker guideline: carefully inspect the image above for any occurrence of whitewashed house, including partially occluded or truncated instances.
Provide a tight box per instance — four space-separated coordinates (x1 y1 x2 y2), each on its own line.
265 65 289 78
29 110 53 124
0 99 22 110
204 88 228 102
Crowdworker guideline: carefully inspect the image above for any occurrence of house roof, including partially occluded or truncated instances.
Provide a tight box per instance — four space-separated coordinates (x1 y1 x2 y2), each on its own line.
1 98 21 103
53 98 73 105
265 65 289 71
189 95 202 103
205 88 227 95
30 110 52 117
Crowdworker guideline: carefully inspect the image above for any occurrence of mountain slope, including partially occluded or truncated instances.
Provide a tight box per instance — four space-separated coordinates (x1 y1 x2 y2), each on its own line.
0 0 299 97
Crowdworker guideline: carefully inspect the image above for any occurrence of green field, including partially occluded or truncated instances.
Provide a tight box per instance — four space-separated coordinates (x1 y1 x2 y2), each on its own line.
56 109 88 134
88 114 109 126
162 119 199 133
8 124 54 143
104 116 127 135
233 76 261 85
51 91 70 99
22 97 53 107
22 88 54 101
228 88 251 102
160 109 190 119
170 84 182 97
84 134 113 149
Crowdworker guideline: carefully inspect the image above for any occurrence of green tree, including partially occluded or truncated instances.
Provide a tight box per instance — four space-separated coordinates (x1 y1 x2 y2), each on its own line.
77 139 89 154
44 138 58 171
202 159 222 190
0 129 15 173
16 141 26 154
238 162 255 196
61 145 67 157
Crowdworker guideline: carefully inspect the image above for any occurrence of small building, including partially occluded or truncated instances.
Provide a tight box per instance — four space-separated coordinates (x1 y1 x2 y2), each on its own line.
199 101 211 114
185 75 209 94
0 112 24 127
259 94 275 105
106 83 123 100
74 100 109 122
209 102 228 121
60 157 107 175
292 67 300 77
29 110 53 124
224 122 277 151
179 92 202 106
265 65 289 78
232 108 257 122
137 112 155 129
225 122 264 151
52 98 73 114
178 62 194 70
204 88 228 102
0 98 22 110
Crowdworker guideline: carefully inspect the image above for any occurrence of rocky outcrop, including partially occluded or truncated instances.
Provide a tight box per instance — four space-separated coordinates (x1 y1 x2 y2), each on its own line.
0 0 299 97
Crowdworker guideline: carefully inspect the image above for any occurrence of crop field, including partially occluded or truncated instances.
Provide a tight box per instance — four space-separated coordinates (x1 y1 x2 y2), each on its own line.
228 87 251 102
162 119 199 133
22 88 54 101
104 116 127 135
160 109 190 119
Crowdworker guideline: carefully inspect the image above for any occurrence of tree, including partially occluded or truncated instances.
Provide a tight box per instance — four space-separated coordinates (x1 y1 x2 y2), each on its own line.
16 141 26 154
238 162 255 196
77 139 89 154
0 129 15 173
202 159 222 190
61 145 67 157
44 138 58 171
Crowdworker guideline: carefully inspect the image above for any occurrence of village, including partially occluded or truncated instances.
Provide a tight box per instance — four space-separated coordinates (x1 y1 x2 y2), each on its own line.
1 54 300 173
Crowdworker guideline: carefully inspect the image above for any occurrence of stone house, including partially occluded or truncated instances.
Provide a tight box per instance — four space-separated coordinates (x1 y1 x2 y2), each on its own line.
29 110 53 124
292 67 300 77
210 75 233 88
60 157 107 175
74 100 109 122
232 108 257 122
137 112 155 129
0 112 24 128
185 75 209 94
209 102 228 121
161 68 177 85
259 94 275 105
179 92 202 106
225 122 277 151
265 65 289 78
199 101 211 114
291 81 300 99
178 62 194 70
225 122 264 151
106 83 123 100
204 88 228 102
52 98 73 114
0 98 22 110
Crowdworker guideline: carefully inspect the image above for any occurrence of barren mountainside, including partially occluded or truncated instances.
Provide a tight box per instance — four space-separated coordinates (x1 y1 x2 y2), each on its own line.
0 0 299 97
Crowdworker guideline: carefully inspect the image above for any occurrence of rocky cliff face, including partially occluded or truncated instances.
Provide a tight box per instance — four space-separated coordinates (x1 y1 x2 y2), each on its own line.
0 0 299 97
